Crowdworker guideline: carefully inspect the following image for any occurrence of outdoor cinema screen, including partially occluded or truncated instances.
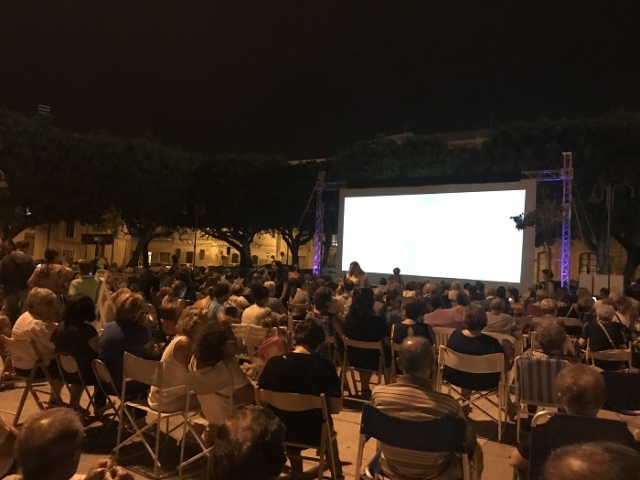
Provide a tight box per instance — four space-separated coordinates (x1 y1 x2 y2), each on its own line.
338 180 536 288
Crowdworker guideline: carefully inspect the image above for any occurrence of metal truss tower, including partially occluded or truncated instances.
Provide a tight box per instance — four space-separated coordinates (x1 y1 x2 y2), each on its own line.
523 152 573 288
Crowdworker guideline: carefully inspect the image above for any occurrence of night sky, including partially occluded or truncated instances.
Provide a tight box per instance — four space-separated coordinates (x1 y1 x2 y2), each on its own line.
1 1 639 158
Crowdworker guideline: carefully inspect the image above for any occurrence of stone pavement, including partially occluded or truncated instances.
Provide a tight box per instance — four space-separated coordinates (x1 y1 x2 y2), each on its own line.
0 377 517 480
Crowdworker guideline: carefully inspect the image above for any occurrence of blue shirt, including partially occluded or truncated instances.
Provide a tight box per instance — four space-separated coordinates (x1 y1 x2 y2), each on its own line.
207 298 226 321
98 321 151 387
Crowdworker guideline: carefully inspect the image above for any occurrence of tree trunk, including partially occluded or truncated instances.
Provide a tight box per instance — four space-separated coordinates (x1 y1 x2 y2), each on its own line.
127 231 153 269
240 240 253 269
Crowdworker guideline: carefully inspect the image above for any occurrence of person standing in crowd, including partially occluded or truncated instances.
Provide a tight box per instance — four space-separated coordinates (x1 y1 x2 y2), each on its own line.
345 261 370 289
27 249 74 299
389 267 404 288
0 240 35 324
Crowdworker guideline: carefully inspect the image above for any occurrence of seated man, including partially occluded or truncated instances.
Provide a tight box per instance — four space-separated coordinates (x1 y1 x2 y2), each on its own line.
207 283 237 323
509 364 640 478
542 442 640 480
208 406 287 480
241 285 282 326
368 336 483 480
68 259 102 302
6 408 132 480
484 298 522 339
258 318 344 478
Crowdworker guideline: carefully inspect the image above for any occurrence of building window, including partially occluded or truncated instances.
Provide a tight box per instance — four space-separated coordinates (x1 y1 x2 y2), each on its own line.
65 222 75 239
186 251 194 264
159 252 171 264
62 250 75 262
199 249 205 260
251 255 259 266
579 252 597 274
231 253 240 264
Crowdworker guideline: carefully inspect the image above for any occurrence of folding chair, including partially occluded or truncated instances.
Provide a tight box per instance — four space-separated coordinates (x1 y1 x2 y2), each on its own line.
91 359 121 432
527 411 639 480
438 345 507 442
114 352 191 479
483 332 517 363
433 327 455 353
586 340 633 370
341 336 386 400
230 323 249 361
389 341 402 383
56 352 97 416
255 388 338 480
559 317 583 338
245 324 274 358
513 356 569 442
324 335 342 367
0 337 62 426
354 403 472 480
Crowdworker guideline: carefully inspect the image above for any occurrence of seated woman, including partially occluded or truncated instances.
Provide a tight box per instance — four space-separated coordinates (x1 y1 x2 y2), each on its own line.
443 304 517 418
160 281 188 319
11 288 64 404
286 278 309 321
524 319 577 363
384 290 403 327
579 304 629 370
305 286 344 362
343 288 391 395
98 292 155 418
391 298 433 345
509 364 639 479
148 307 208 412
51 296 100 410
189 322 254 426
258 318 344 479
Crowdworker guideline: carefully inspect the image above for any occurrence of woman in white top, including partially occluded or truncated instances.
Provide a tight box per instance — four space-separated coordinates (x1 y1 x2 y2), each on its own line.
11 287 64 403
189 322 254 425
148 307 208 412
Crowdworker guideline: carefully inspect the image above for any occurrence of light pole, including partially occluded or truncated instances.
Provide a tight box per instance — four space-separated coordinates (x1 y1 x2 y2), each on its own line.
590 182 635 289
183 202 206 268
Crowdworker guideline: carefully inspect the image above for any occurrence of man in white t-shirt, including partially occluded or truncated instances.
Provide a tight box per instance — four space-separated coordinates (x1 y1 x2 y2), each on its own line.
241 285 274 326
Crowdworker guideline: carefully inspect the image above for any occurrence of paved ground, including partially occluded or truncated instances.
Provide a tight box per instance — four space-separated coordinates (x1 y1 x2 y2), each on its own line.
0 372 519 480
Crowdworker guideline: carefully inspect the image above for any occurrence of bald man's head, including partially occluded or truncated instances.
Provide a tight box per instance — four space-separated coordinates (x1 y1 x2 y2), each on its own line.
15 408 84 480
397 336 433 376
543 442 640 480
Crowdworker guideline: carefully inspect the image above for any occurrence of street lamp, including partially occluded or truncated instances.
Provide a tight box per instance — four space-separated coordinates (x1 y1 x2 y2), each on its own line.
589 181 635 289
182 202 206 268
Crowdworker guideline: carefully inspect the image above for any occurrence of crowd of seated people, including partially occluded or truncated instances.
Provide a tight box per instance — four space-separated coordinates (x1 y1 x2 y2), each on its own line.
3 248 640 480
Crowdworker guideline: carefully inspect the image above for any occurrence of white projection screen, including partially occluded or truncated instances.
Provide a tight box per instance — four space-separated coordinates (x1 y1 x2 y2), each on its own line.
338 180 536 290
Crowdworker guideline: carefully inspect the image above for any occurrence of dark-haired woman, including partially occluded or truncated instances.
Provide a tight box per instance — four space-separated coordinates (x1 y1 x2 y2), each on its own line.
189 322 254 425
343 288 390 395
52 296 99 409
305 287 344 362
258 318 344 478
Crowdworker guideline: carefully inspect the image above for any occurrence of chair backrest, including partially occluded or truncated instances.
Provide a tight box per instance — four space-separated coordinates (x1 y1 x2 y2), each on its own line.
245 324 272 357
359 403 467 453
586 340 632 367
528 411 639 480
231 323 248 354
1 336 32 365
483 332 516 357
515 356 570 406
56 352 80 375
122 352 164 388
343 336 384 352
255 388 328 421
433 327 455 352
92 358 117 388
438 345 504 375
142 303 158 323
559 317 583 328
